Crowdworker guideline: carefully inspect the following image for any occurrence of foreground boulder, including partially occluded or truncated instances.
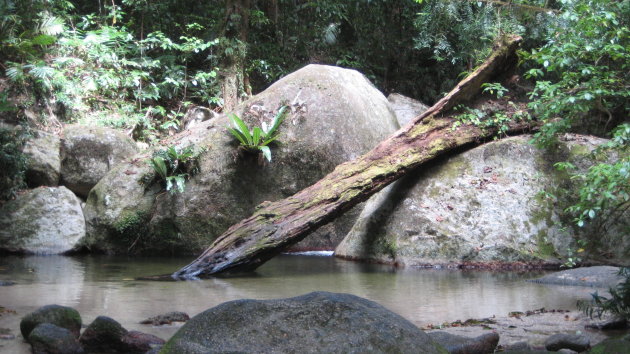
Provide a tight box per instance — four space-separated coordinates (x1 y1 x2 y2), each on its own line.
23 129 61 187
0 187 85 254
161 291 446 353
335 134 628 266
20 305 82 339
544 333 590 352
61 124 138 198
28 323 84 354
83 64 399 255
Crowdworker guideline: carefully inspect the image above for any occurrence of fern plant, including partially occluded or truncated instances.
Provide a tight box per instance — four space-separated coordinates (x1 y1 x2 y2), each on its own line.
227 106 287 162
149 145 202 194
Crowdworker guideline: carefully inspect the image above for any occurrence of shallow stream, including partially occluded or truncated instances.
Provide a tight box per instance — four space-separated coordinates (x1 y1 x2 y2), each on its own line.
0 254 599 353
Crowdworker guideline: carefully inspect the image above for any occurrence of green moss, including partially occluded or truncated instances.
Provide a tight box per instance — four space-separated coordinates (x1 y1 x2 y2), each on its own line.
535 231 557 258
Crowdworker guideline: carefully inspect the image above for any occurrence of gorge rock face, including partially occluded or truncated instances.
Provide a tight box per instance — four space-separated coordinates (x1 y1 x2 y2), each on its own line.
23 130 61 187
61 124 138 198
83 64 399 255
161 291 446 354
335 134 627 266
0 186 85 254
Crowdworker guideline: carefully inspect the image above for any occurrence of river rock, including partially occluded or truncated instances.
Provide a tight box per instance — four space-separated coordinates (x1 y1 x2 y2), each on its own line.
387 92 429 127
28 323 84 354
23 129 61 187
544 333 590 352
531 266 624 288
428 331 499 354
587 334 630 353
161 291 447 353
120 331 165 353
79 316 127 352
20 305 82 339
140 311 190 325
0 186 85 254
83 64 399 255
61 124 138 198
335 134 628 266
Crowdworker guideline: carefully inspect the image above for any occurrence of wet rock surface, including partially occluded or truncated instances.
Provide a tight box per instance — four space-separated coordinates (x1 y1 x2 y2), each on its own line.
161 291 447 353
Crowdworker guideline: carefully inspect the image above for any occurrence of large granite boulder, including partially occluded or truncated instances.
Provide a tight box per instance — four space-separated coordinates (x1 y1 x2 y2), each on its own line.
387 93 429 127
0 186 85 254
161 291 446 353
23 129 61 187
61 124 138 198
83 64 399 255
335 134 628 266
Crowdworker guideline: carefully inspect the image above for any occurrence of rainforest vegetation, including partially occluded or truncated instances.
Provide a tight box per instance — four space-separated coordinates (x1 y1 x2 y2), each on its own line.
0 0 628 254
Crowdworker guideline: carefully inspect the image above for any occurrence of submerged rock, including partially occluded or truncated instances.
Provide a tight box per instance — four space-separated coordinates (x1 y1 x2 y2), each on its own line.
61 124 138 198
20 305 82 339
428 331 499 354
28 323 84 354
23 129 61 187
531 266 624 288
83 64 399 255
0 186 85 254
335 134 628 266
161 291 447 353
140 311 190 325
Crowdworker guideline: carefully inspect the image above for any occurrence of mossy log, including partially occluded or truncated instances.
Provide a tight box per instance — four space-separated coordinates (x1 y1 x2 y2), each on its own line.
172 35 527 279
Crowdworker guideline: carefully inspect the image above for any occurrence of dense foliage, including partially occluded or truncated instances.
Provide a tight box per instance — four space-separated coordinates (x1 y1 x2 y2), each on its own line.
579 267 630 320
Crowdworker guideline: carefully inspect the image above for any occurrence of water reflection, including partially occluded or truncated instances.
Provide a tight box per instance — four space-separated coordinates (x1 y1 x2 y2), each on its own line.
0 254 598 353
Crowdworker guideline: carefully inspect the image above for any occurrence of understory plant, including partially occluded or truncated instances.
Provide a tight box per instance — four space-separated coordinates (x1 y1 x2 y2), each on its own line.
578 267 630 320
149 145 202 194
0 128 29 200
227 106 287 162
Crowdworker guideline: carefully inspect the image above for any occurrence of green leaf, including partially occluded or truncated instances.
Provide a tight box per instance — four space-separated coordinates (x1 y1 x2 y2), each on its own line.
229 113 253 144
31 34 57 46
266 106 287 139
228 127 249 146
260 146 272 162
252 127 262 146
150 157 168 179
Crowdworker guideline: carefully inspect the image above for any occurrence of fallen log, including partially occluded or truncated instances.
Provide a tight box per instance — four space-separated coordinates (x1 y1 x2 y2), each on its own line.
172 35 528 279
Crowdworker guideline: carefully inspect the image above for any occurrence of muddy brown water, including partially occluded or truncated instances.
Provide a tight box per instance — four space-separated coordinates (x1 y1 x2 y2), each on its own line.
0 254 600 353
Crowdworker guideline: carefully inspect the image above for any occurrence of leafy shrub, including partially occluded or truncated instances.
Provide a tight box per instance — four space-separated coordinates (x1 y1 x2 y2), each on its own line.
149 145 203 194
227 106 287 162
578 267 630 320
0 128 29 200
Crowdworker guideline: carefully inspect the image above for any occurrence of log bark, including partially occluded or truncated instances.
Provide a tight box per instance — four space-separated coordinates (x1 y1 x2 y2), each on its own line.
172 35 527 279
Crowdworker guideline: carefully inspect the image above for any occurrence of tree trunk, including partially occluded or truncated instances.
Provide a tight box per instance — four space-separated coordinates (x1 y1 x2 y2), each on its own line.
221 0 251 111
172 35 527 279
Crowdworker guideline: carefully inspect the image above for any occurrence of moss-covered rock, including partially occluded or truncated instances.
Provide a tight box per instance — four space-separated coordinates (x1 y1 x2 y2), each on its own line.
79 316 127 352
61 124 138 198
20 305 82 339
0 186 85 254
335 134 625 266
83 64 399 255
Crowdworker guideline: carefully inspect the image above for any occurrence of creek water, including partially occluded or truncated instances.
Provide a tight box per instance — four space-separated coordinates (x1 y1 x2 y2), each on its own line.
0 254 598 353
